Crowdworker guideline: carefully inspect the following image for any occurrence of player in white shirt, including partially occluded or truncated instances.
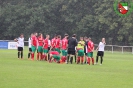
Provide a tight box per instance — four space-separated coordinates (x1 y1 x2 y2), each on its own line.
96 38 106 65
28 33 33 59
14 34 24 59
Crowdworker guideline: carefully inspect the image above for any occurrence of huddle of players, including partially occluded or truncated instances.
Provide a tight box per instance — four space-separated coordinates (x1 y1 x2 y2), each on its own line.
28 32 68 63
28 32 106 65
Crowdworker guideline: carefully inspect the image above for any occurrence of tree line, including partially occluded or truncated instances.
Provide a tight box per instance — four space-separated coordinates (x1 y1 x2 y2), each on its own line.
0 0 133 45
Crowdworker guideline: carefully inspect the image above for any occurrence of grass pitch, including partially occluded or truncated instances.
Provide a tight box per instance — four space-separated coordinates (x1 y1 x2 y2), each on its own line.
0 48 133 88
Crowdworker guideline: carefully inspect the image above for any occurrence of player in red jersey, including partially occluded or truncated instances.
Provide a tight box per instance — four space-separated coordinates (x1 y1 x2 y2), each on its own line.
49 51 61 63
31 32 38 60
87 37 94 65
51 35 57 50
55 35 61 53
61 34 68 63
43 35 50 61
37 33 43 60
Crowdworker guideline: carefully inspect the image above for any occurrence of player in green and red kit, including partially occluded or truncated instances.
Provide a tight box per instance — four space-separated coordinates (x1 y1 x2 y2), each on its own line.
43 35 50 61
51 35 57 50
37 33 43 60
76 37 85 64
61 34 68 63
31 32 38 60
49 51 61 63
87 37 94 65
55 35 61 53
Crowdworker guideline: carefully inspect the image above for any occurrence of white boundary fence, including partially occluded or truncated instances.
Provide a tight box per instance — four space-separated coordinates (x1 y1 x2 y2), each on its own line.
0 40 133 54
94 44 133 54
107 45 133 54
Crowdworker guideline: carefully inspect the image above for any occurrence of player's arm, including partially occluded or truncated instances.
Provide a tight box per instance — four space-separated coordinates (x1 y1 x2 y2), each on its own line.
31 37 34 46
53 41 56 47
96 46 99 51
92 45 95 52
21 38 24 48
88 46 92 52
75 41 78 52
28 38 30 43
59 40 62 49
50 40 53 49
50 41 54 50
61 41 63 49
54 40 57 47
43 40 45 48
88 44 91 50
81 42 85 46
75 39 78 47
96 43 99 51
49 53 54 62
103 38 106 45
96 42 100 51
66 41 68 50
52 42 55 48
76 46 78 53
78 41 80 44
37 40 39 48
50 46 53 50
14 38 18 42
48 40 51 47
14 38 20 45
103 41 106 45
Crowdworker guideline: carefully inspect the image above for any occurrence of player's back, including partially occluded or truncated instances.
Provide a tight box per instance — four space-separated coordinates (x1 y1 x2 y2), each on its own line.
50 51 59 55
44 39 48 49
32 35 37 46
51 38 56 47
77 41 85 50
88 41 94 52
38 37 43 46
68 37 77 50
55 39 61 48
62 38 68 49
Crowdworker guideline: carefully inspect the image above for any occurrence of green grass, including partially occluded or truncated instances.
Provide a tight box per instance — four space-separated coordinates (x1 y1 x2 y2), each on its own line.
0 47 133 88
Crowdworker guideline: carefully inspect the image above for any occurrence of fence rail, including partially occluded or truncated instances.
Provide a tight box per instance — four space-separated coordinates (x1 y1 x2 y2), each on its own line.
0 40 133 54
94 44 133 54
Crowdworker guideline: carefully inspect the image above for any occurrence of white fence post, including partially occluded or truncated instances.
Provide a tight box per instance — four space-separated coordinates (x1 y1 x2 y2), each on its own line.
122 46 123 54
132 47 133 54
112 45 113 53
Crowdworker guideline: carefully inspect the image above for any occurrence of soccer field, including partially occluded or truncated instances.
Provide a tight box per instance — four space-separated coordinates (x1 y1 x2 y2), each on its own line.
0 48 133 88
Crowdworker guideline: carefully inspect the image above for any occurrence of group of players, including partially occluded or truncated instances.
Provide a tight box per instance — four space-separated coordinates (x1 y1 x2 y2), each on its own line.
15 32 106 65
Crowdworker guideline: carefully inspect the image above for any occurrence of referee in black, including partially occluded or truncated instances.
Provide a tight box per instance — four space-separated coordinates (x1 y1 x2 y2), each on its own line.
67 34 77 64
